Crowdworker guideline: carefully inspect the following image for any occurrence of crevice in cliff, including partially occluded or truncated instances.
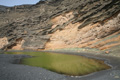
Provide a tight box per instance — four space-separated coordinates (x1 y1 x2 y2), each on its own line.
7 38 24 50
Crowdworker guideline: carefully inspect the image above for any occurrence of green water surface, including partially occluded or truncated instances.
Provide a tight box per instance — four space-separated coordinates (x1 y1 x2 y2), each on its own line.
6 52 110 76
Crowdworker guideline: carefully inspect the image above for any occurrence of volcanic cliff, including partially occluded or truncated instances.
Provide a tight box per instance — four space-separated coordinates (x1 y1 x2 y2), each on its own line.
0 0 120 53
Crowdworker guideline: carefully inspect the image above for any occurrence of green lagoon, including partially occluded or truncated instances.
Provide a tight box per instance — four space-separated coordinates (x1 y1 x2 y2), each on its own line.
6 52 110 76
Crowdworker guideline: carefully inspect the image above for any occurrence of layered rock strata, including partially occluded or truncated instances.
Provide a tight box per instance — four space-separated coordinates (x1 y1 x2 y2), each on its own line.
0 0 120 50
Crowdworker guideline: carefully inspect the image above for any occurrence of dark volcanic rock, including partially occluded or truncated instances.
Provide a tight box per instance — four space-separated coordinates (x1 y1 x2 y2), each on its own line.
0 5 8 12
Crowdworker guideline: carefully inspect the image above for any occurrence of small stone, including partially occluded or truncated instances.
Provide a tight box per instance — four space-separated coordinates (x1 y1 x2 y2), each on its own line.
77 51 80 52
114 76 119 79
75 76 78 78
28 72 31 74
83 49 85 51
71 76 74 77
110 73 112 76
105 51 109 54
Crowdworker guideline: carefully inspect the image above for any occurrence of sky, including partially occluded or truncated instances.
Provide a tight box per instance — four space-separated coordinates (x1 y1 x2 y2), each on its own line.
0 0 40 7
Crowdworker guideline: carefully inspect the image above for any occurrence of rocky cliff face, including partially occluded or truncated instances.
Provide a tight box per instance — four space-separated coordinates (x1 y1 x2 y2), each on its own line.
0 0 120 51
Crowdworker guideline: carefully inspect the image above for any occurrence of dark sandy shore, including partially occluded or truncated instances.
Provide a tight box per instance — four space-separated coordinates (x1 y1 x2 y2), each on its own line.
0 51 120 80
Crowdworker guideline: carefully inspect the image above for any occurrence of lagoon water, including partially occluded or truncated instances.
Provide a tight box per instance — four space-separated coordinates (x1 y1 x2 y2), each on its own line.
6 52 110 76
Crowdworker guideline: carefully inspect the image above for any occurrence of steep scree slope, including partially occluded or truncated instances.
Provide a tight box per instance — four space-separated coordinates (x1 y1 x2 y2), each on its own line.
0 0 120 51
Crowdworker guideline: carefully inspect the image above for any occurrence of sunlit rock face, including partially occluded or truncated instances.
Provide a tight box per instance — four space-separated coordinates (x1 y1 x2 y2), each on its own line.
0 37 8 49
46 12 120 50
0 0 120 50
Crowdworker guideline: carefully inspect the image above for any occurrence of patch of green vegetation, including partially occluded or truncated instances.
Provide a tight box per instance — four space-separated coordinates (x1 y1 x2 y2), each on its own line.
6 52 110 76
52 47 103 54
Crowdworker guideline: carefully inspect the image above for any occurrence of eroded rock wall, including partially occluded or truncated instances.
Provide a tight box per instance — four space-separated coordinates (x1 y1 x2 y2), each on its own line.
0 0 120 50
45 12 120 50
